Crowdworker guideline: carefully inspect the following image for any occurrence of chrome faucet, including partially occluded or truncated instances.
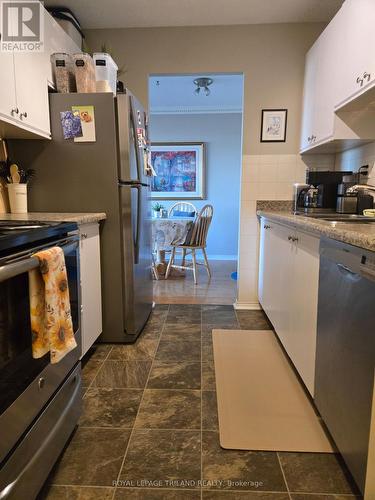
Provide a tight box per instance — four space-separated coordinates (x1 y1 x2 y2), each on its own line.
346 184 375 199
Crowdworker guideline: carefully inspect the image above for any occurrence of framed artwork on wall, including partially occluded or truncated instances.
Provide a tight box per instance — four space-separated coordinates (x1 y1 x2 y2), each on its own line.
260 109 288 142
150 142 205 199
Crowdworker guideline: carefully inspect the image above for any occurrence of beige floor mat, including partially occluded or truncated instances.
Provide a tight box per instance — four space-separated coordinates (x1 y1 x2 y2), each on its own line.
212 329 334 452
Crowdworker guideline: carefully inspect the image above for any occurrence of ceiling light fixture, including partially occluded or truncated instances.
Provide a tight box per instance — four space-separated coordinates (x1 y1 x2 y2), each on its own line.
194 77 213 96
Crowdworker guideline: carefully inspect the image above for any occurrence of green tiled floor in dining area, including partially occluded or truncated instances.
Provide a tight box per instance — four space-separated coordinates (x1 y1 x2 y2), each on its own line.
39 305 361 500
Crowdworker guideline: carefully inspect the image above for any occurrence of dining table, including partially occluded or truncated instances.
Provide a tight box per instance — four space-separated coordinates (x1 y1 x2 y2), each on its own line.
151 216 194 276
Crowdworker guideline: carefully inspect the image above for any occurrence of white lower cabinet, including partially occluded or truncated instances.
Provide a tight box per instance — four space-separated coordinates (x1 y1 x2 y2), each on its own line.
79 223 103 358
258 218 320 395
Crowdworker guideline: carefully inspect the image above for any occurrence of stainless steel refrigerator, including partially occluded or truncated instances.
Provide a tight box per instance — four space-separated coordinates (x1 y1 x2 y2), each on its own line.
12 91 153 343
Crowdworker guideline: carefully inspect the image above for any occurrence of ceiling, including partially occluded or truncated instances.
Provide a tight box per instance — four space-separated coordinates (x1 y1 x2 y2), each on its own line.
43 0 344 29
149 74 244 114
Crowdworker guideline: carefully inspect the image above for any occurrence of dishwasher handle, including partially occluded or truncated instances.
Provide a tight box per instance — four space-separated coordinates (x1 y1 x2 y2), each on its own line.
336 263 362 283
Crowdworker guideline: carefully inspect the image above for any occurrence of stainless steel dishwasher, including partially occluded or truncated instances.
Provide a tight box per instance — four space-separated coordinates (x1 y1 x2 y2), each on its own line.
315 237 375 495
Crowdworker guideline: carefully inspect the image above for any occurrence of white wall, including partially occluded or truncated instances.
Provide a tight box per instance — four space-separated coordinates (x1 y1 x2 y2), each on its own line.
150 112 242 259
85 23 324 156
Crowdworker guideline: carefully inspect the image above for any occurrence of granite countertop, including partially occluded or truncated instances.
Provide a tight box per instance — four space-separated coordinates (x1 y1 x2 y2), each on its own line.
0 212 107 224
257 210 375 252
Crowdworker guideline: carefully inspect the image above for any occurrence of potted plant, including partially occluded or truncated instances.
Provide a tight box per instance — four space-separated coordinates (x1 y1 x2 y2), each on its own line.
152 202 164 218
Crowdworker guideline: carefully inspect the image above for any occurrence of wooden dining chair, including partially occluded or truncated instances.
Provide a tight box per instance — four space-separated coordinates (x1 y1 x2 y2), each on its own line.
168 201 197 218
165 204 214 284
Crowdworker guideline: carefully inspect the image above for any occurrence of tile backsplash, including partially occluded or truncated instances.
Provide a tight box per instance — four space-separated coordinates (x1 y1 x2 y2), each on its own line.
335 141 375 183
241 154 306 202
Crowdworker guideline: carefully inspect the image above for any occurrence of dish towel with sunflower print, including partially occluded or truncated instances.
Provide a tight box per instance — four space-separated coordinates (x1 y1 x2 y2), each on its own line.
28 247 77 363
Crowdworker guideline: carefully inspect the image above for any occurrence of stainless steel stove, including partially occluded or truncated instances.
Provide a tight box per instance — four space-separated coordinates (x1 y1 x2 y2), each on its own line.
0 220 82 500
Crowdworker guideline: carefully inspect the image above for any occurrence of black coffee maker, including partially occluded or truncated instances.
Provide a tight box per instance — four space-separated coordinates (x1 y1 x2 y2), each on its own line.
293 171 352 213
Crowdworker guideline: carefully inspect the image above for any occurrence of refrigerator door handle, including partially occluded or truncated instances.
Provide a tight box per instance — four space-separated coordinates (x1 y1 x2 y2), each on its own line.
131 184 141 265
129 97 142 182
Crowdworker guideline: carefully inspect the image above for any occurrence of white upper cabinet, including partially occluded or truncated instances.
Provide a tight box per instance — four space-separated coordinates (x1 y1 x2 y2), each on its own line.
0 43 17 126
300 0 375 153
300 27 340 152
300 41 319 152
312 26 338 145
13 51 51 137
334 0 375 110
0 7 79 139
0 12 18 127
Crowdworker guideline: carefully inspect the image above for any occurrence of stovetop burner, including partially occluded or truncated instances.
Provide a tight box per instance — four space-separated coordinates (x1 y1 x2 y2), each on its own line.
0 221 54 230
0 220 78 256
0 221 61 235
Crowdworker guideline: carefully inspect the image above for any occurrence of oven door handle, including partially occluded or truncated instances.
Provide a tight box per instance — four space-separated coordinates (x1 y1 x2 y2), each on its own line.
0 241 79 283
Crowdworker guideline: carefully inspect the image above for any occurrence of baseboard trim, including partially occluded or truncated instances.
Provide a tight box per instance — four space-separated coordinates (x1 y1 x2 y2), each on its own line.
233 300 262 310
183 254 237 261
207 255 238 261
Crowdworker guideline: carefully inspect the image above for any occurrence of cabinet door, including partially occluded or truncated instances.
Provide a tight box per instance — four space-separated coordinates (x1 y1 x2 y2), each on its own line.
80 223 103 357
300 43 319 151
313 25 338 145
259 219 295 338
335 0 375 108
290 230 320 395
13 51 50 137
0 22 17 123
258 219 273 315
0 51 17 124
271 223 295 351
258 219 289 328
258 221 321 394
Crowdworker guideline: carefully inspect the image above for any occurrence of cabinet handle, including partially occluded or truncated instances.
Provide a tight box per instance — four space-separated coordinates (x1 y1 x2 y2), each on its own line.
19 111 28 119
364 71 371 82
264 225 271 230
288 235 299 242
357 76 364 87
81 233 88 239
11 108 19 116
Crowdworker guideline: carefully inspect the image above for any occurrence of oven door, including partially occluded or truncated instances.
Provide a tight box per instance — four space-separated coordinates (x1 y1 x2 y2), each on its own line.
0 237 81 465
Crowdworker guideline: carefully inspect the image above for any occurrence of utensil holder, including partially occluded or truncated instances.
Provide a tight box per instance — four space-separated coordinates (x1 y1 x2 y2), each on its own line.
8 183 28 213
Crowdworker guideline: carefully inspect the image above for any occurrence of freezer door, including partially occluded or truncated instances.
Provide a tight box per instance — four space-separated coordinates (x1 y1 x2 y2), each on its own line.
119 183 153 340
117 92 149 185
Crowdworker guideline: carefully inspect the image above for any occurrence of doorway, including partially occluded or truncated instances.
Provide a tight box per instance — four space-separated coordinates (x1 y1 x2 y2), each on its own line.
148 73 244 304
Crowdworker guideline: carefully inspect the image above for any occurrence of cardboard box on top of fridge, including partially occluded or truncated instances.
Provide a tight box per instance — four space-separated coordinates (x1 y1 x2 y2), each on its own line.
93 53 118 95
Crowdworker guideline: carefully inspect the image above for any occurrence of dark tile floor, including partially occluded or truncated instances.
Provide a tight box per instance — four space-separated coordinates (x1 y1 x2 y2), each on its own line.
39 305 361 500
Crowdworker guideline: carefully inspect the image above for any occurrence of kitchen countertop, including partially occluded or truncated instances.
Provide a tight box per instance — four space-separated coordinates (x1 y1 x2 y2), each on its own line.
257 210 375 252
0 212 107 224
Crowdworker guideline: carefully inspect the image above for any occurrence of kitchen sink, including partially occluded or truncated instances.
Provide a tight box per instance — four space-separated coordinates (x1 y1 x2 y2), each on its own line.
295 213 375 222
324 219 375 224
